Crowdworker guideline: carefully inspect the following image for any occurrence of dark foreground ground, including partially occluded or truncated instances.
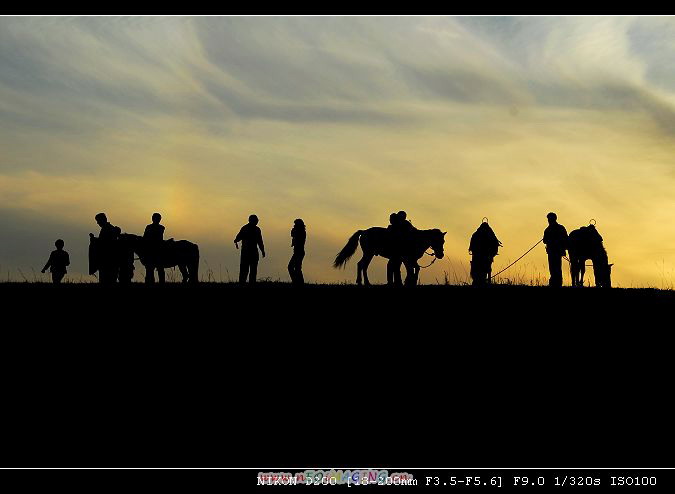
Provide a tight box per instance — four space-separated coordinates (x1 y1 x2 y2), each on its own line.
1 282 673 468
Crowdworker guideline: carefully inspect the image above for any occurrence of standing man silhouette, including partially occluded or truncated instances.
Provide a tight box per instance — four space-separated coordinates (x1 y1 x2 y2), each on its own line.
387 211 415 286
543 212 568 287
234 214 265 284
386 212 402 286
144 212 165 283
288 219 306 286
90 213 121 284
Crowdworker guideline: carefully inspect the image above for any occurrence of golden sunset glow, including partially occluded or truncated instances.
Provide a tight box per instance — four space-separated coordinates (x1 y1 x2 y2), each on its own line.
3 17 675 286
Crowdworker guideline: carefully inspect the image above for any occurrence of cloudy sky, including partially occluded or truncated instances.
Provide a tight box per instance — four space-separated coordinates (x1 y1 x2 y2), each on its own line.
2 16 675 286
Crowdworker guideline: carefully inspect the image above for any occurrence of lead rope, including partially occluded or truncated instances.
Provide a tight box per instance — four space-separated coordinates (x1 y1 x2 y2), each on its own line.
490 239 543 279
418 251 437 269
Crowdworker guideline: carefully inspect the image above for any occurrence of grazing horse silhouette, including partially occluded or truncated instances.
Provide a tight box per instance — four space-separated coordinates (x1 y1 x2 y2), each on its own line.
333 227 446 286
122 234 200 283
568 225 612 288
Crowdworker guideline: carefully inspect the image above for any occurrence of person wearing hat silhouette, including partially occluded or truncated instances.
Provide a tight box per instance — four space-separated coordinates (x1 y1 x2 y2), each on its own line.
41 239 70 284
234 214 265 284
543 212 569 287
288 219 306 285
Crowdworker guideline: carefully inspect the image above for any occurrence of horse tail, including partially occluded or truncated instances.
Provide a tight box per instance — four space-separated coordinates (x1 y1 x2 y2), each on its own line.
190 243 200 283
334 230 363 268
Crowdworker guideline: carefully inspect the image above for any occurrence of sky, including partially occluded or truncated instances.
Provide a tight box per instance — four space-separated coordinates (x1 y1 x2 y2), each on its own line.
2 16 675 286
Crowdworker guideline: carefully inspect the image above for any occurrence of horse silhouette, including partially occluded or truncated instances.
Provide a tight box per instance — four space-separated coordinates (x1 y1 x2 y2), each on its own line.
333 227 446 286
568 224 612 288
90 233 199 283
124 234 200 283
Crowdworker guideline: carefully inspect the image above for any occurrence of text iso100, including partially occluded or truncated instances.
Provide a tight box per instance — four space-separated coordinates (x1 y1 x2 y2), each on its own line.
611 477 657 487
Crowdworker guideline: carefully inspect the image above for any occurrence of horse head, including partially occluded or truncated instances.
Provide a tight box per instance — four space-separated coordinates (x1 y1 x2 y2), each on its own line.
119 232 140 247
593 250 613 288
430 229 446 259
118 233 145 259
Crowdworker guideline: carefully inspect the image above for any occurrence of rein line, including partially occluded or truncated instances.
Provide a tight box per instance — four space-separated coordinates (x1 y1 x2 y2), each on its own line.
418 251 437 269
490 239 543 279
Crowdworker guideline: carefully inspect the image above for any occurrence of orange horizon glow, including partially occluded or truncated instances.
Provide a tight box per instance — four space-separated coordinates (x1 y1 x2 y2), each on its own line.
2 17 675 287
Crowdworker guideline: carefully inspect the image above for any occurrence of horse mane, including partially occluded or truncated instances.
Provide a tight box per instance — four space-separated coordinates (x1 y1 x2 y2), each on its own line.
119 232 142 241
419 228 443 238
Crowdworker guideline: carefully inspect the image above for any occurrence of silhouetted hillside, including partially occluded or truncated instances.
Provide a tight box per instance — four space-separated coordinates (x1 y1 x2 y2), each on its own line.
0 283 671 468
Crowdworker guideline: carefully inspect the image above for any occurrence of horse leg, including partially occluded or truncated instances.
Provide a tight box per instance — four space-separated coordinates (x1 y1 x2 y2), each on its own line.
394 259 403 286
403 261 417 287
189 260 199 283
356 255 363 285
579 264 585 287
573 261 579 286
570 259 579 287
386 259 394 285
358 253 374 286
190 248 199 283
145 264 155 284
178 264 189 283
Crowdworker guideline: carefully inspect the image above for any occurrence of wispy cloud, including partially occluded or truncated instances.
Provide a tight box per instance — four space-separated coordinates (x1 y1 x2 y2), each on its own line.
2 17 675 286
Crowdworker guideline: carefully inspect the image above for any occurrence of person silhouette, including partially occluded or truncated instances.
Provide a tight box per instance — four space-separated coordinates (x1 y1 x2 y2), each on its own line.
144 212 165 284
469 221 502 285
387 211 415 286
90 213 121 284
397 211 415 233
41 239 70 284
543 212 569 287
288 219 306 286
386 213 403 286
234 214 265 284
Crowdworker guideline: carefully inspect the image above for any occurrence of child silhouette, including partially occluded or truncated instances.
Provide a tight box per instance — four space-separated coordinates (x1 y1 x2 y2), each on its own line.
42 239 70 284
